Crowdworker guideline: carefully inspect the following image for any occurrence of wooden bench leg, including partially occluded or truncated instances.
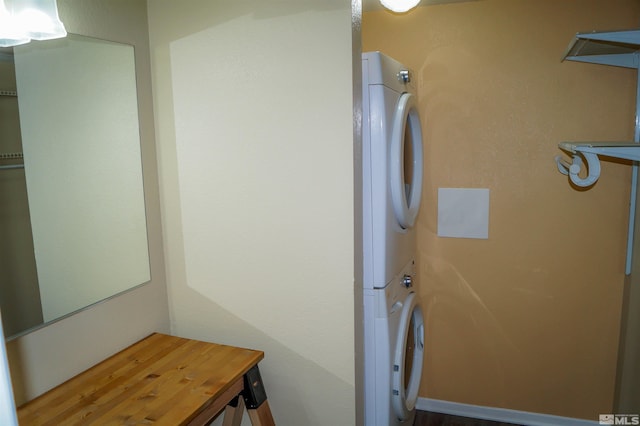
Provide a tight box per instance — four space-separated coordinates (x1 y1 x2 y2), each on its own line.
247 401 275 426
242 365 275 426
222 396 245 426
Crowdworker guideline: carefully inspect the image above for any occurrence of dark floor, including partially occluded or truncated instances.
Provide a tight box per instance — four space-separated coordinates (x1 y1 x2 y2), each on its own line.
414 411 523 426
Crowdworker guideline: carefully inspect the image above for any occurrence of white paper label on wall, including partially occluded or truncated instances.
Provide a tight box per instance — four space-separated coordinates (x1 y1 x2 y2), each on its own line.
437 188 490 239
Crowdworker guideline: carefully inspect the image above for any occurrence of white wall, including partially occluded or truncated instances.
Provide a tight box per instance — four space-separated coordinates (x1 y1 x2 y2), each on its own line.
6 0 169 405
147 1 356 424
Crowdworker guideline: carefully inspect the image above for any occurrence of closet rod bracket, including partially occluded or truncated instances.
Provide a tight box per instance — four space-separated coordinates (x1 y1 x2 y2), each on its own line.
555 151 601 187
556 141 640 187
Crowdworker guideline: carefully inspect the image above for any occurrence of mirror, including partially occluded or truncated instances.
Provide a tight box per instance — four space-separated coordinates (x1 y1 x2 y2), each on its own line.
0 34 151 339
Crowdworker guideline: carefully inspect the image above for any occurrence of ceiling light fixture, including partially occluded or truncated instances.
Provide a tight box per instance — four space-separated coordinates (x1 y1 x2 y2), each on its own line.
0 0 66 48
379 0 421 13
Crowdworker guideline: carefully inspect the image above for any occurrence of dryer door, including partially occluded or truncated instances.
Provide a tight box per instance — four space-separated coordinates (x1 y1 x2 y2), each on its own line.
390 92 423 230
392 291 425 421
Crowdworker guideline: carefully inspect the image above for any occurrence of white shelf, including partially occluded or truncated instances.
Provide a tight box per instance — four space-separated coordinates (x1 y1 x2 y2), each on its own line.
559 141 640 161
563 29 640 68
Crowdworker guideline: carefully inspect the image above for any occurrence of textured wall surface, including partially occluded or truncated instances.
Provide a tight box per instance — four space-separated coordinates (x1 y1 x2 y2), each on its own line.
147 1 355 425
364 0 639 420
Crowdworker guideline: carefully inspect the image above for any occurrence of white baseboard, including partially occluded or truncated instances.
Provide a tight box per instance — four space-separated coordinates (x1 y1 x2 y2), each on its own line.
416 397 599 426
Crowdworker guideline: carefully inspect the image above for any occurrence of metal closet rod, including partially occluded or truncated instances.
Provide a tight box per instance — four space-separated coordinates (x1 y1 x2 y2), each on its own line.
0 164 23 170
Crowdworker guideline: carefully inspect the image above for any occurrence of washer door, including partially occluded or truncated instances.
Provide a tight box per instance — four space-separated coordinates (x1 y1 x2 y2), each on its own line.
392 292 425 420
390 92 424 230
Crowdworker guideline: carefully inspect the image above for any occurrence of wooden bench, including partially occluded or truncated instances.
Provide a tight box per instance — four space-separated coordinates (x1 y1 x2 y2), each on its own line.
17 333 275 425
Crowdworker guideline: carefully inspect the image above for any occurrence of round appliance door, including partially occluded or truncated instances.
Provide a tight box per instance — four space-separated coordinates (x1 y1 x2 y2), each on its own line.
392 291 425 421
390 92 424 230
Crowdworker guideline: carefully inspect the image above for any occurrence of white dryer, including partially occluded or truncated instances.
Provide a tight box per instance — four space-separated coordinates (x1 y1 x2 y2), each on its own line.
362 51 425 426
362 51 423 290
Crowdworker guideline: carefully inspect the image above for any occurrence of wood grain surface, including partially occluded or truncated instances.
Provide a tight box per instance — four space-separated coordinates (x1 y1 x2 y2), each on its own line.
17 333 264 425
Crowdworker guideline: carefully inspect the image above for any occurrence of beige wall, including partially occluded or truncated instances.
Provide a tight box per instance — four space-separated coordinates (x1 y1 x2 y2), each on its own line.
6 0 170 405
364 0 639 420
147 1 355 425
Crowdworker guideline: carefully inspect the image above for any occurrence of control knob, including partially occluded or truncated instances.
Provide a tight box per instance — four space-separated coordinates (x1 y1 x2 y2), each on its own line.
402 274 413 288
398 69 410 83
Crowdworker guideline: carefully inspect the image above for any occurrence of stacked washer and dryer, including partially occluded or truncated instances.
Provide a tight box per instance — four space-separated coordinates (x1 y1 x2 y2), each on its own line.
362 52 425 426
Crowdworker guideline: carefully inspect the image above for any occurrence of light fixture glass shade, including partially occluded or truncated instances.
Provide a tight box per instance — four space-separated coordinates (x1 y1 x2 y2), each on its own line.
0 0 30 47
8 0 66 41
379 0 421 13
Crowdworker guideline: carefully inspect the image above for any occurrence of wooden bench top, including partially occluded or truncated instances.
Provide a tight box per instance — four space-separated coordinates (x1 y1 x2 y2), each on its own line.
17 333 265 425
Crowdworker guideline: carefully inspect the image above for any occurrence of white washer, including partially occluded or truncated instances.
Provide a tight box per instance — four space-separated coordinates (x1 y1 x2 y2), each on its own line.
362 51 423 290
363 261 425 426
362 51 425 426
